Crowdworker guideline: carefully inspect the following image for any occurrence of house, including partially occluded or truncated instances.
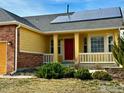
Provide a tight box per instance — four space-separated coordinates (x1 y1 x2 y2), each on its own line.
0 7 123 74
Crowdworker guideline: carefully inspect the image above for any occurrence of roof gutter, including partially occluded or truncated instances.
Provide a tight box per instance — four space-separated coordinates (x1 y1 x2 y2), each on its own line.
0 21 124 35
16 22 44 34
0 21 44 34
43 26 124 34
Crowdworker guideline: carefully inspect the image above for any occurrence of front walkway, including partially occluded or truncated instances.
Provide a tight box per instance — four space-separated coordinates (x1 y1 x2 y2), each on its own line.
0 75 33 78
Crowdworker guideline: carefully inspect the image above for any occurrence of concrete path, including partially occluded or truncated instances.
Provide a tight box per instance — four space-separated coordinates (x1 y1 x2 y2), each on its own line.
0 75 34 78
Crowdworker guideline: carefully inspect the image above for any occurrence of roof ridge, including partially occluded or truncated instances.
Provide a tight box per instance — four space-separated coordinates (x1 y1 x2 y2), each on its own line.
23 12 74 18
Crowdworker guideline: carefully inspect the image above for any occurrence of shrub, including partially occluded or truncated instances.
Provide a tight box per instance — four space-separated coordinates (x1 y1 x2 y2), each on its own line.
35 63 64 79
63 67 75 78
112 37 124 68
74 68 92 80
92 71 112 81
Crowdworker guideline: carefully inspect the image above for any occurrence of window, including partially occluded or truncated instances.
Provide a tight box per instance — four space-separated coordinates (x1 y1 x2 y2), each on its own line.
108 36 113 52
50 40 61 54
84 37 87 53
91 36 104 52
58 40 61 54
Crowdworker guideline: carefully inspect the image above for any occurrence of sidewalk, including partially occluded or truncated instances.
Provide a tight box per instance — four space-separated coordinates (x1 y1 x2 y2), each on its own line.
0 75 34 78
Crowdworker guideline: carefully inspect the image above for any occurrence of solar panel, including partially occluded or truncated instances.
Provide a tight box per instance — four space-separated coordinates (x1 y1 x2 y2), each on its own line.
122 10 124 18
51 7 122 23
71 7 121 21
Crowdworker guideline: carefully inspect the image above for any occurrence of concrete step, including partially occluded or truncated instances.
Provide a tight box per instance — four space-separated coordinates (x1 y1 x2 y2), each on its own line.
62 62 74 67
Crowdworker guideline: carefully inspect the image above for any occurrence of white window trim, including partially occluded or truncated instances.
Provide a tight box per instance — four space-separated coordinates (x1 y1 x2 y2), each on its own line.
87 34 106 52
87 34 114 53
107 34 114 52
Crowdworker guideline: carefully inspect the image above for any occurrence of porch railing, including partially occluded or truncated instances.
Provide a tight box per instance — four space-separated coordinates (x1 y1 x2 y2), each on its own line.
79 52 115 63
43 54 54 63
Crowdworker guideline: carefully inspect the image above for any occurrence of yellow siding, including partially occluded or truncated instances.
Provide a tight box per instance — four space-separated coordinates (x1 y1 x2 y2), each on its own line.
58 55 63 63
79 34 84 52
19 27 119 63
113 31 119 45
19 27 48 53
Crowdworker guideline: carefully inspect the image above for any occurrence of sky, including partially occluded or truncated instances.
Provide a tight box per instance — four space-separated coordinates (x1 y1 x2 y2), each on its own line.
0 0 124 17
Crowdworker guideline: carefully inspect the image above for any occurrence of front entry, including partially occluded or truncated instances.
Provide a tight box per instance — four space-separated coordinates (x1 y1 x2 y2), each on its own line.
64 39 74 60
0 42 7 74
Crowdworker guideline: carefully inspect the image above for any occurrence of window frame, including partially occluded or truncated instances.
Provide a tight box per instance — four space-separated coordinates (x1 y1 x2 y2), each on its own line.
108 35 113 52
50 39 54 53
83 37 87 53
50 39 62 54
90 36 104 52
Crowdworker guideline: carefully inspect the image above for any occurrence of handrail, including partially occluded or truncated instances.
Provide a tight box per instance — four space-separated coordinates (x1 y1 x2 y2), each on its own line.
43 53 54 63
79 52 115 63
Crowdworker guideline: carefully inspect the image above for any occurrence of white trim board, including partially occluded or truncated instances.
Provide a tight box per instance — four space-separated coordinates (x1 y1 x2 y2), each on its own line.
20 50 44 54
0 21 123 34
80 62 115 63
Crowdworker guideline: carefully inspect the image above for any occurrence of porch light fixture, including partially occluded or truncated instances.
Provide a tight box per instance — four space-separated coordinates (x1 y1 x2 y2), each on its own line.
7 41 12 46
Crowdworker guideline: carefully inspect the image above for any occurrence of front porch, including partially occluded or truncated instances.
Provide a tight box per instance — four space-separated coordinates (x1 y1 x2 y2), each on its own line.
43 29 119 65
43 52 115 63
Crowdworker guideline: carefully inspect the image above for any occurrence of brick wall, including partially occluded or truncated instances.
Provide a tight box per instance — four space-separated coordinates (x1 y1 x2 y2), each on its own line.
0 25 43 73
17 52 43 68
17 28 43 69
0 25 16 73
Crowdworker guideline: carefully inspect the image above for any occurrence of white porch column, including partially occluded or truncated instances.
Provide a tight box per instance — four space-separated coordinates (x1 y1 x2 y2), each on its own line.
87 34 91 52
104 35 108 52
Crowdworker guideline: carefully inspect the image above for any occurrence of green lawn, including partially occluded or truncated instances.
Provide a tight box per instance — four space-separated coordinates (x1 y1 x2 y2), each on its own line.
0 78 123 93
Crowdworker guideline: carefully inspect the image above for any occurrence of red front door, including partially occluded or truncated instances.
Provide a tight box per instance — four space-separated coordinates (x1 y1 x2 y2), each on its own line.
64 39 74 60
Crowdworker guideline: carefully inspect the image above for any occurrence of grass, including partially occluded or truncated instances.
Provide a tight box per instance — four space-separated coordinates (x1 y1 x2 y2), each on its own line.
0 78 123 93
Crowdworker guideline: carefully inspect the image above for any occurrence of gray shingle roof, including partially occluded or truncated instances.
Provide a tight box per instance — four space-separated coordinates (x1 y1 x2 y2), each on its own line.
24 13 123 32
0 7 123 32
0 8 38 29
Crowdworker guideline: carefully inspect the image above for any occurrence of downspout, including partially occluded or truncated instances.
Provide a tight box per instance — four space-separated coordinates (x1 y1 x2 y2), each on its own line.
11 24 20 75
